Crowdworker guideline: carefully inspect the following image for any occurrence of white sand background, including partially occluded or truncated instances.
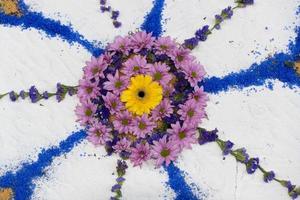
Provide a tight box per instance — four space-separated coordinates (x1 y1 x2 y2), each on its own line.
0 0 299 199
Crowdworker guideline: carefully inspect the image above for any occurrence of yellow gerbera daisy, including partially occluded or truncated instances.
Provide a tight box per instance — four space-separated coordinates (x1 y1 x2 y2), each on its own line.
121 74 163 115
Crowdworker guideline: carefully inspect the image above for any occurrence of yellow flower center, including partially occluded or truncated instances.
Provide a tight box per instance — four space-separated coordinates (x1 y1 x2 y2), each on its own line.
120 74 163 115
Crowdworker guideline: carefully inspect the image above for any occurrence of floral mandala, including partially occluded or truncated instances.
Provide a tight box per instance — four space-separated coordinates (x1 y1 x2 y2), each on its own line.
0 0 300 200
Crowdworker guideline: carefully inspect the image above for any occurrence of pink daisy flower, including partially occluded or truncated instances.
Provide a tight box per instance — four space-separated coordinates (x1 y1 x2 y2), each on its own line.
130 143 151 167
177 99 205 127
122 55 148 76
102 92 123 114
103 70 129 94
83 56 108 79
77 78 100 100
154 36 177 55
108 35 132 55
182 61 206 87
170 47 194 67
113 138 131 153
130 31 155 52
168 122 197 150
75 100 97 126
151 135 181 167
132 114 156 138
151 99 173 120
147 62 173 88
113 111 133 133
189 86 209 108
87 122 111 146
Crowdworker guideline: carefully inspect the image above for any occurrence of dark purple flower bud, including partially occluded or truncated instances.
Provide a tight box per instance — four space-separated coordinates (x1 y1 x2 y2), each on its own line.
68 87 77 96
19 90 26 99
116 177 125 183
263 171 275 182
100 6 111 12
100 0 106 5
223 140 234 155
232 148 249 163
215 24 221 30
111 10 120 20
281 181 296 193
184 37 199 50
9 91 17 102
198 128 218 145
56 83 65 102
215 14 223 22
195 25 210 41
110 197 118 200
111 184 121 192
222 7 233 19
246 158 259 174
42 91 49 99
119 151 130 160
29 86 40 103
117 160 128 171
244 0 254 4
113 20 122 28
105 141 115 155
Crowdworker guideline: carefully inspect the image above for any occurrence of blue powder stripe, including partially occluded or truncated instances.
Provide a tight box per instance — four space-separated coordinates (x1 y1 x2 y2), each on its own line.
0 130 87 200
0 2 104 56
202 26 300 94
141 0 165 37
165 163 199 200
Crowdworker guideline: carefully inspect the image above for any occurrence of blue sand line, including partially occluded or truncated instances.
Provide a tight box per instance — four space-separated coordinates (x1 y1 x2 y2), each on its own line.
165 163 200 200
141 0 165 37
0 130 87 200
202 26 300 94
0 1 104 56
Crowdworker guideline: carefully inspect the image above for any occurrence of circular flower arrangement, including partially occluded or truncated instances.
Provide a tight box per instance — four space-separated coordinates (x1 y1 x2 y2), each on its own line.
75 31 208 167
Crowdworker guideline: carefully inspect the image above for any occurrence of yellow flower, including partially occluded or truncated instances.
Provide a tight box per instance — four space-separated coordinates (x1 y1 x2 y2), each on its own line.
121 74 163 115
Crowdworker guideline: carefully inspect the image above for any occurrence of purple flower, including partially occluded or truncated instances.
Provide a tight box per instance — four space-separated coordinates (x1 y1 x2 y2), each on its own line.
108 36 131 54
237 0 254 5
222 140 234 155
87 122 111 146
195 25 210 41
263 171 275 183
42 91 49 99
113 138 131 153
111 10 120 20
147 62 173 88
116 177 125 183
152 135 180 167
168 122 197 150
102 92 123 114
77 78 100 100
130 31 155 52
103 71 129 94
83 56 108 79
246 158 259 174
221 7 233 19
198 128 218 145
113 21 122 28
100 5 111 12
19 90 26 99
122 55 148 76
232 148 249 163
9 91 17 102
183 37 199 50
113 111 133 133
100 0 106 5
111 184 121 192
189 86 209 108
154 36 177 55
132 114 156 138
177 99 205 127
170 47 194 67
151 99 173 120
130 143 151 167
182 61 206 87
75 100 97 125
29 86 40 103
